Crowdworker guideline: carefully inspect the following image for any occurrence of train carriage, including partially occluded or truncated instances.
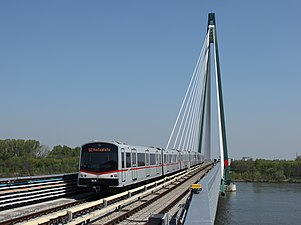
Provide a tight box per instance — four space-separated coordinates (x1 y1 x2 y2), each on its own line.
78 141 163 190
179 151 190 170
162 149 180 175
78 140 204 191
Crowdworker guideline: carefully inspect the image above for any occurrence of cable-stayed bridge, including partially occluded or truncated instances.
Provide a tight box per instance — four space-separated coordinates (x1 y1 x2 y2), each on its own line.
0 13 233 225
167 12 232 192
165 13 235 224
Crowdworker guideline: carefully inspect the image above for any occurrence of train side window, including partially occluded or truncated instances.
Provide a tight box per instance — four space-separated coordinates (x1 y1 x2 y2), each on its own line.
132 150 137 167
150 154 156 165
138 153 145 166
156 153 160 165
126 152 131 168
122 152 125 168
145 150 150 166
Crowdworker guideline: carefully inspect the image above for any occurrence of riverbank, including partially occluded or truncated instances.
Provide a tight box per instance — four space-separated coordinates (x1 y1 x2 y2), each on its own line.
230 159 301 184
232 179 301 184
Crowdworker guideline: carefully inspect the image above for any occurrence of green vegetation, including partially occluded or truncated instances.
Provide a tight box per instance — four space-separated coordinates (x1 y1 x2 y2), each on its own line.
231 158 301 183
1 139 301 183
0 139 80 177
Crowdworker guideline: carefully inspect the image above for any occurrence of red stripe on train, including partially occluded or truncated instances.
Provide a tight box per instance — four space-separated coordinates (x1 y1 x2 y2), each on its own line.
80 164 165 175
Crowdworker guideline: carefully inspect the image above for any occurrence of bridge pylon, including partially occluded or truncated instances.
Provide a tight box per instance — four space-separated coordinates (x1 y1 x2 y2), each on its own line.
206 13 234 193
165 13 235 194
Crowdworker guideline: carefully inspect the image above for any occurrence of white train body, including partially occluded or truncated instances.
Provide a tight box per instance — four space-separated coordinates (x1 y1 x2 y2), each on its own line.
78 141 203 189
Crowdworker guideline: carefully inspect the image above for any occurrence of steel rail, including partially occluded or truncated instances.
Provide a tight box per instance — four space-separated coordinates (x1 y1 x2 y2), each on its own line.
0 175 83 211
97 164 212 225
0 163 212 225
68 163 213 225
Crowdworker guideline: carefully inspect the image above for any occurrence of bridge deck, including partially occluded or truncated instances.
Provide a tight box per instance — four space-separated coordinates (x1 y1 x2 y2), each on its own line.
184 162 221 225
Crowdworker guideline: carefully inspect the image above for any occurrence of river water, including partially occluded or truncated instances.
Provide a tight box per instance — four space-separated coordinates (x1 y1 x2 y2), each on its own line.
214 182 301 225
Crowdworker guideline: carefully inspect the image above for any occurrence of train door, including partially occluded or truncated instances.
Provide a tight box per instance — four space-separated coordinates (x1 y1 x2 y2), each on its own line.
156 151 160 174
145 150 150 177
131 149 137 181
121 148 126 183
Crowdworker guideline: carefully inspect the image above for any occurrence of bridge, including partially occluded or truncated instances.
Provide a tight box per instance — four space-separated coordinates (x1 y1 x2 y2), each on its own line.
164 12 235 224
0 13 234 225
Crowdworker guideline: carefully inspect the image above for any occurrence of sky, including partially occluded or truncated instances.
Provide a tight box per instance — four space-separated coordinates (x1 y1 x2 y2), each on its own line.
1 1 301 160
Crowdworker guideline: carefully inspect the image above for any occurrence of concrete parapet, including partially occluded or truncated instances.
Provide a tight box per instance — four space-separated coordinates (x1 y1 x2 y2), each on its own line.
184 162 221 225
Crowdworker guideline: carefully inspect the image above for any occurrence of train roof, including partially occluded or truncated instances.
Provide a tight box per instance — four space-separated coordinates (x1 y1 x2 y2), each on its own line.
81 140 202 154
81 140 161 150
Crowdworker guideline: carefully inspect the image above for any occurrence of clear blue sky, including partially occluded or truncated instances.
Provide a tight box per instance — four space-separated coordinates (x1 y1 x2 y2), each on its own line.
1 1 300 160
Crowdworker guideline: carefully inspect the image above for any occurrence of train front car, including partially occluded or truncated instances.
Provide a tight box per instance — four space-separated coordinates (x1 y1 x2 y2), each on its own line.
78 141 119 191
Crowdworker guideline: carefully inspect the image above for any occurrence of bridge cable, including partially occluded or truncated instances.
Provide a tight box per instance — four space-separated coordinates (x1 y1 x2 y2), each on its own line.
166 32 210 153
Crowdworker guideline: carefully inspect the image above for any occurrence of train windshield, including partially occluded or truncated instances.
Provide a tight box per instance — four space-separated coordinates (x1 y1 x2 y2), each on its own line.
80 143 118 172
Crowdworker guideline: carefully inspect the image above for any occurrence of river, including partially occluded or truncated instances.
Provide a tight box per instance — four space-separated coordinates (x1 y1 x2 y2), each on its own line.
214 182 301 225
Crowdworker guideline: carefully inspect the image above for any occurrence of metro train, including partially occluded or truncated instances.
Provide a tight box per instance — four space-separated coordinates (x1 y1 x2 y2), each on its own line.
77 141 204 191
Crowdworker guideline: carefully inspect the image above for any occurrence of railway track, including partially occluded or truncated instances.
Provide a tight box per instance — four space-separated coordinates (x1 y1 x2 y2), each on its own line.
0 173 89 211
5 162 213 225
90 162 212 225
0 193 97 225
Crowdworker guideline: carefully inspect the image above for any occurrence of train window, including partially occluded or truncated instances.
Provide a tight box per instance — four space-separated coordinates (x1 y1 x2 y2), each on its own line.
145 151 150 166
80 143 118 172
138 153 145 166
150 154 156 165
126 153 131 168
122 152 125 168
156 153 160 165
132 150 137 167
